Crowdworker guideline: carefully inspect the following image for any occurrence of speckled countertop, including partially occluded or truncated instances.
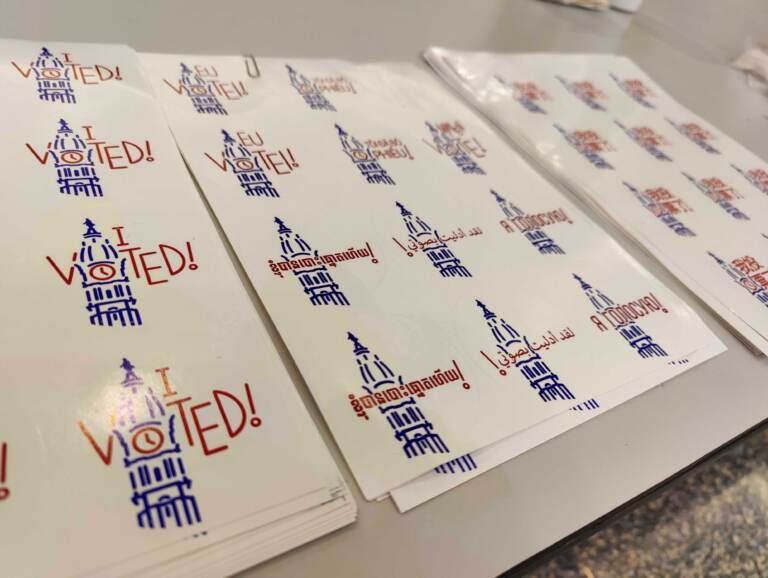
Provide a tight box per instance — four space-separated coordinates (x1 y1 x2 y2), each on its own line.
515 425 768 578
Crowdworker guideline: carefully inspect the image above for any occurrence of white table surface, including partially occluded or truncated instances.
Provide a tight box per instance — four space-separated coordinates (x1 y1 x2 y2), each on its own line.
3 1 767 576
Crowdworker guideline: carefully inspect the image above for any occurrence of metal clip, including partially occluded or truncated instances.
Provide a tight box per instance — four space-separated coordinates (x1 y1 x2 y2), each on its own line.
244 54 260 79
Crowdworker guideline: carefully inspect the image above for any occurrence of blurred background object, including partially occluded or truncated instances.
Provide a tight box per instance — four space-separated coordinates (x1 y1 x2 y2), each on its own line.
542 0 610 11
734 36 768 93
611 0 643 12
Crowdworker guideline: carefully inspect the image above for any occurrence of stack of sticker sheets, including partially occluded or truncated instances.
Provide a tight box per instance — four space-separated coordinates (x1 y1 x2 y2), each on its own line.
0 39 355 578
139 52 725 512
425 48 768 356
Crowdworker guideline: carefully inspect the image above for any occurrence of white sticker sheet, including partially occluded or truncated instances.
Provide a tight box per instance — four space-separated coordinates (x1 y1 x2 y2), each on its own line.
389 334 724 510
0 39 353 578
140 53 725 501
425 48 768 355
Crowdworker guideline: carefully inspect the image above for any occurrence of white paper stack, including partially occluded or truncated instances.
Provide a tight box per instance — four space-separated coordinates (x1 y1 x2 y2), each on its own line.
139 52 725 511
425 48 768 356
0 39 354 578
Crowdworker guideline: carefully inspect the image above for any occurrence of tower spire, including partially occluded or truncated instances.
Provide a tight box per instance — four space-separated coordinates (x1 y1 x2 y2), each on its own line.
395 201 411 216
475 299 495 319
274 217 291 234
120 357 143 388
83 218 101 238
707 251 723 264
573 273 590 289
347 332 369 355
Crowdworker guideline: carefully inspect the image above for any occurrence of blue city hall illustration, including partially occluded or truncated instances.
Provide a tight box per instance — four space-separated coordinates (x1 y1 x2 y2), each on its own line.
396 201 472 278
221 129 279 197
623 182 695 237
76 218 142 327
433 453 478 474
179 62 227 115
275 217 350 306
286 64 336 111
573 274 667 358
335 124 395 185
731 164 768 195
570 398 600 411
609 74 655 109
31 47 76 104
708 252 768 307
554 124 614 170
667 119 719 154
555 76 606 111
51 119 103 197
491 190 565 255
476 300 576 402
347 332 455 464
425 122 485 175
614 121 672 162
682 172 749 221
114 358 202 529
